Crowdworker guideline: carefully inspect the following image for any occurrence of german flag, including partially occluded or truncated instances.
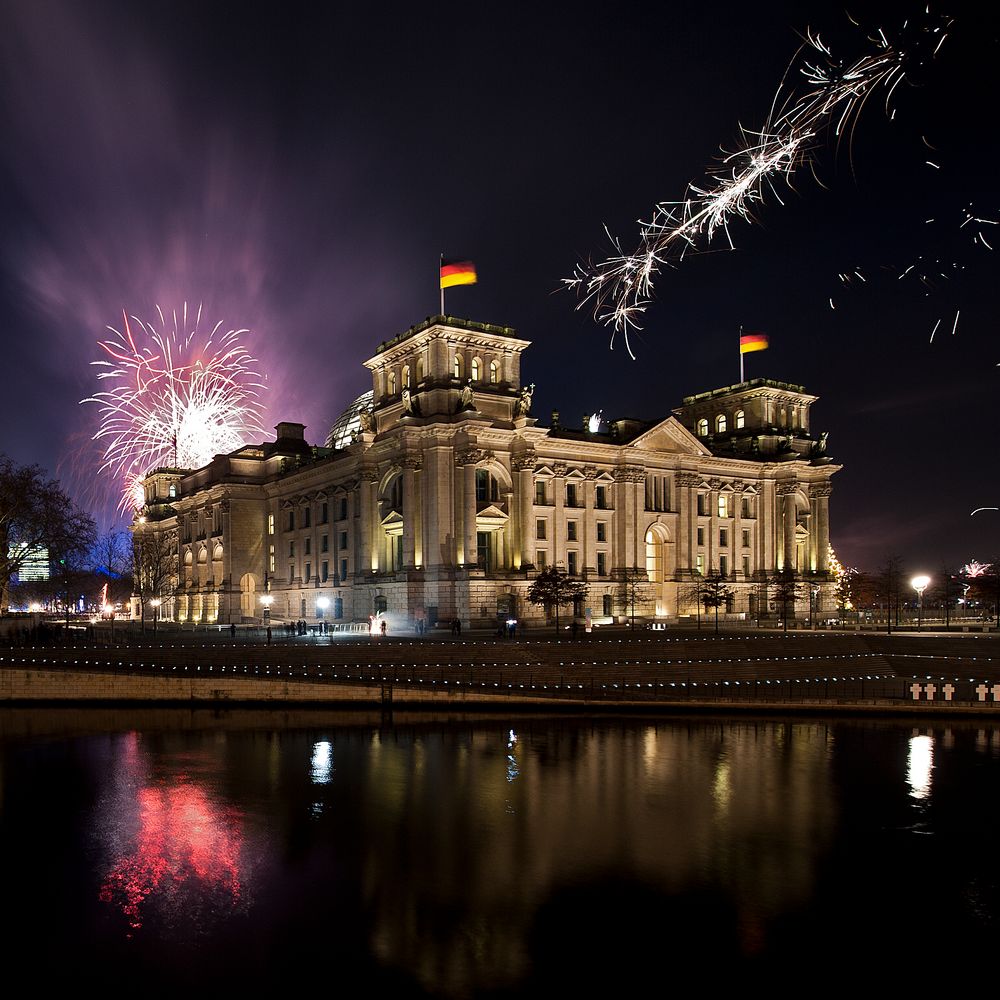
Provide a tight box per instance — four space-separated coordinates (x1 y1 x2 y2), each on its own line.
739 332 769 354
440 259 477 289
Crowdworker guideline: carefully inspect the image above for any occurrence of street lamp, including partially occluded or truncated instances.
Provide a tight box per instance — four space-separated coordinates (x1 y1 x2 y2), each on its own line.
911 575 930 631
151 598 161 635
260 593 274 624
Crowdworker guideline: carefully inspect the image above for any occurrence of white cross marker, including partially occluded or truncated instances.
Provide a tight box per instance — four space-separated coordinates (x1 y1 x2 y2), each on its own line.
924 683 937 701
910 683 923 701
942 684 955 702
992 684 1000 702
976 684 989 702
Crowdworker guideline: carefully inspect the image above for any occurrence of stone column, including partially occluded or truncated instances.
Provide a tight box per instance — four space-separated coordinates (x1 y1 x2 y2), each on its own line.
513 452 536 570
676 473 699 576
457 449 488 569
553 463 567 569
583 466 596 573
402 459 417 569
778 483 797 572
732 484 744 579
360 467 379 574
708 478 721 573
814 482 832 572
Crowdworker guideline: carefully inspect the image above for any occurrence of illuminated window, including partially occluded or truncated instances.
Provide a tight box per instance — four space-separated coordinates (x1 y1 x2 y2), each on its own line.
696 554 704 575
696 418 709 437
716 413 727 433
471 357 481 381
168 483 177 498
735 409 745 429
489 360 499 383
402 365 410 389
388 371 396 394
268 513 274 535
718 494 729 518
268 545 275 573
453 354 463 379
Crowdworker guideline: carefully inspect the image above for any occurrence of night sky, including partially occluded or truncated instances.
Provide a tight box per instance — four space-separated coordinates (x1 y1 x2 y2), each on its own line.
1 0 996 573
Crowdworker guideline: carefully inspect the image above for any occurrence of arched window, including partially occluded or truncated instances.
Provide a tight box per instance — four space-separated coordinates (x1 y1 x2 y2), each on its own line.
716 414 727 433
696 418 709 437
401 365 410 389
489 360 499 384
471 357 481 381
453 354 463 379
645 528 665 583
388 371 396 395
168 483 177 498
416 356 425 382
734 409 745 430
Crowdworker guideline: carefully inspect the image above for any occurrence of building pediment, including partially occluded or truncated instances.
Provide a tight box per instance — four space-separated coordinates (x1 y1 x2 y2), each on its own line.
628 416 709 456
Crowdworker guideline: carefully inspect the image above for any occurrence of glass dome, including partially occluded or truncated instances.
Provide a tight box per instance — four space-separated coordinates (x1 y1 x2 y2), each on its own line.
325 390 374 449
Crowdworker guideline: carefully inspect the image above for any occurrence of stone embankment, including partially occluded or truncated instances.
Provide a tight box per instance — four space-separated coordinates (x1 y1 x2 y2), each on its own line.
3 630 1000 713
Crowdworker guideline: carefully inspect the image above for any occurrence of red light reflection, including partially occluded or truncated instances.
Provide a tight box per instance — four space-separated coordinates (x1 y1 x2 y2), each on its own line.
99 782 244 932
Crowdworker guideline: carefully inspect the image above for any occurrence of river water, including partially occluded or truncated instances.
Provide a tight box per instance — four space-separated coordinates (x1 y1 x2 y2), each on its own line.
1 709 997 994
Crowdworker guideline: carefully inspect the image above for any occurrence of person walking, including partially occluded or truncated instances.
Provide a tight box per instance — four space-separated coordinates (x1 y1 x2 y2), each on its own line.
380 618 387 636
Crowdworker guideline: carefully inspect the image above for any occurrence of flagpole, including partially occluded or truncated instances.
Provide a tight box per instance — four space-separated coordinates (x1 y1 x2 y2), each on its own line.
739 325 744 384
440 252 445 316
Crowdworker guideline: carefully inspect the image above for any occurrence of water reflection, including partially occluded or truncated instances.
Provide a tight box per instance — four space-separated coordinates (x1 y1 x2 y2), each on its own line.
907 733 934 800
311 740 333 784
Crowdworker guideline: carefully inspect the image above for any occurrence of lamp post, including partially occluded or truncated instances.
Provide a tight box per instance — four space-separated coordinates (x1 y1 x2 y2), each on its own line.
316 596 329 634
810 585 820 629
260 593 273 625
151 598 161 635
911 575 930 631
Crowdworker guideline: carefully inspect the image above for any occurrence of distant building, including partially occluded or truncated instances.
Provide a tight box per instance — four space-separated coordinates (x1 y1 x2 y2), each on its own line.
135 315 839 627
16 546 50 582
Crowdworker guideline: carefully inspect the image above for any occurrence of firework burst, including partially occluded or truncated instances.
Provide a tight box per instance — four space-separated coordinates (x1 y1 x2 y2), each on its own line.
84 303 267 513
566 10 953 356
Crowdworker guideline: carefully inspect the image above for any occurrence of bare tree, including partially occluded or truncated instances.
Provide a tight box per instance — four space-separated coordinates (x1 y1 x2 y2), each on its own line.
94 529 133 611
878 554 903 634
617 568 651 630
132 525 175 628
700 572 734 635
0 455 97 615
678 578 705 629
527 567 588 638
771 569 802 635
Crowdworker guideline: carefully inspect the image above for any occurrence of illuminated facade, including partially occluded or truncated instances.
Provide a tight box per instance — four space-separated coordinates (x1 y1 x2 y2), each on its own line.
136 316 839 626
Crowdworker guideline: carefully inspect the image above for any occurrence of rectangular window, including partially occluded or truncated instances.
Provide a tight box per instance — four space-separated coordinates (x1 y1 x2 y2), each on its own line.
697 493 708 516
567 521 577 541
718 494 729 519
596 485 608 509
320 502 328 524
535 480 546 505
719 554 728 577
340 559 348 582
536 550 547 569
536 519 547 540
742 528 751 548
287 511 295 531
269 544 275 573
289 541 295 557
305 537 311 555
322 561 329 583
268 513 275 535
338 498 348 521
304 507 311 528
603 593 613 616
697 527 705 546
568 551 578 575
596 521 607 542
301 599 307 617
742 555 751 577
566 483 578 507
305 562 311 582
339 531 348 550
288 562 294 583
719 528 728 548
742 496 752 518
322 535 329 553
696 554 704 575
476 469 488 502
597 552 607 576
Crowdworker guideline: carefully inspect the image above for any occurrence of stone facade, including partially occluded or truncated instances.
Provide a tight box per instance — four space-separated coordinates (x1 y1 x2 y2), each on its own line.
134 316 840 628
